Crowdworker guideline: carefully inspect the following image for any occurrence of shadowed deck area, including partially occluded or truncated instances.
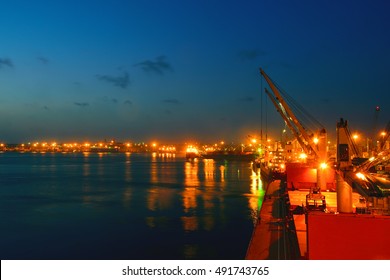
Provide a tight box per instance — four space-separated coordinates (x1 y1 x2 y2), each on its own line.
246 179 300 259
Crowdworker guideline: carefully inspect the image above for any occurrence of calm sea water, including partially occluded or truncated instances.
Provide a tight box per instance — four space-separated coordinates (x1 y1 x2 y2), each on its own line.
0 152 265 260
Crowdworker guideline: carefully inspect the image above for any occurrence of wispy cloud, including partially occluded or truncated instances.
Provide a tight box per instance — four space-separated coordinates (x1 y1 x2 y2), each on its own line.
96 71 130 89
134 55 173 75
162 98 180 104
238 49 266 61
74 102 89 107
238 96 255 102
37 56 49 64
102 96 120 104
0 58 13 68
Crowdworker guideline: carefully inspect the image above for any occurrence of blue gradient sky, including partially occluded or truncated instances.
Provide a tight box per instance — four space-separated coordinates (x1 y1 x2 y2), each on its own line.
1 0 389 143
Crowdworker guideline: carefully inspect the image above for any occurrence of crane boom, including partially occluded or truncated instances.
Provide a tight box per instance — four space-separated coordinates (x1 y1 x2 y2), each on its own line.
264 88 311 155
259 68 328 210
260 68 321 159
358 149 390 172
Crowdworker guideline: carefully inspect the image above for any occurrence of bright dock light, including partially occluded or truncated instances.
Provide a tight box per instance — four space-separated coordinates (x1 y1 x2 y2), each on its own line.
299 153 307 159
356 172 367 181
319 162 328 169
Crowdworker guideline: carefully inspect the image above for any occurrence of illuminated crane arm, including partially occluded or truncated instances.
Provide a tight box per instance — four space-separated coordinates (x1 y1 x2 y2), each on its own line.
264 88 311 155
358 149 390 173
260 68 320 159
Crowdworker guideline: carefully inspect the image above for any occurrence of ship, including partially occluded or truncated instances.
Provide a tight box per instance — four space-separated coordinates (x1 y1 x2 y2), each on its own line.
252 147 286 181
246 68 390 260
185 145 200 159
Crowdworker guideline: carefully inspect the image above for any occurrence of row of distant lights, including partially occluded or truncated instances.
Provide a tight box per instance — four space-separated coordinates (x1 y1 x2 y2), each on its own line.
158 146 176 152
352 131 387 140
17 142 124 147
13 141 142 147
14 141 182 151
2 136 340 149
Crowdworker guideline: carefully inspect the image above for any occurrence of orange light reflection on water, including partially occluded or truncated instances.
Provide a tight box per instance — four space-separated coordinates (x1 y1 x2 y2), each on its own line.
248 170 265 225
183 161 199 213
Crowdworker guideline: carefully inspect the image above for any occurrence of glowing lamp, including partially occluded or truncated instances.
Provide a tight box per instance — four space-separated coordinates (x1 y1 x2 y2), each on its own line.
299 153 307 159
356 172 366 181
319 162 327 169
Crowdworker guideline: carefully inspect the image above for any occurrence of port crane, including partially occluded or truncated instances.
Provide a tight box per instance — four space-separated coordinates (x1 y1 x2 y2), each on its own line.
338 116 390 212
260 68 328 210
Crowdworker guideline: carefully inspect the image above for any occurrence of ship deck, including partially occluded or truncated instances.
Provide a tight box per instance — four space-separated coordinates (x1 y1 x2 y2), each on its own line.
246 180 300 259
246 182 364 259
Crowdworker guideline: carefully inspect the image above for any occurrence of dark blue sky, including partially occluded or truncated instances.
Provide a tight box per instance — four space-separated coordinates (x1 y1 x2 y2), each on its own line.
1 0 389 143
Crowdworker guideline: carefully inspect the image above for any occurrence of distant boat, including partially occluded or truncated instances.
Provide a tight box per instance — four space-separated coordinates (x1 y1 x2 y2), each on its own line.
185 145 200 159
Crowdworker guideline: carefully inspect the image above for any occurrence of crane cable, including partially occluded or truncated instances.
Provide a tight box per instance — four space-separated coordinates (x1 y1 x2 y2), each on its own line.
268 76 325 133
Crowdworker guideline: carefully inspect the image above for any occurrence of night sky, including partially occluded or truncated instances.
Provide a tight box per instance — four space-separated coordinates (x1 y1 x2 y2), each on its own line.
1 0 389 143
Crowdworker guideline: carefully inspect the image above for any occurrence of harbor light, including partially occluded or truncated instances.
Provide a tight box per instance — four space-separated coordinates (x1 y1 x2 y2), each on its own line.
356 172 367 181
319 162 328 169
186 145 198 154
299 153 307 159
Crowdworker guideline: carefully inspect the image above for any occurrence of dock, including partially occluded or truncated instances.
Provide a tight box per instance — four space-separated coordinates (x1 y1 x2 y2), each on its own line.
246 179 300 259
